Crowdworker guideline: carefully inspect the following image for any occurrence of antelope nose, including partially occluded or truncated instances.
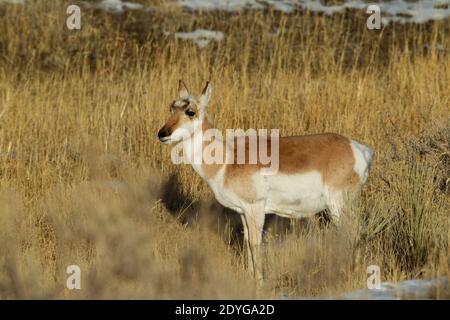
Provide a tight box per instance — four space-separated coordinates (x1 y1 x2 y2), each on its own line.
158 128 169 141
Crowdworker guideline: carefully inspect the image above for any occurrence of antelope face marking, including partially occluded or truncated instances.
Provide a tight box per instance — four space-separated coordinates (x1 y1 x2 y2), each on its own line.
157 98 200 144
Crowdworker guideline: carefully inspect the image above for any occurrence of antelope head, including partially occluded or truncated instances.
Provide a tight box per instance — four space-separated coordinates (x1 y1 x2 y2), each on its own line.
158 80 212 145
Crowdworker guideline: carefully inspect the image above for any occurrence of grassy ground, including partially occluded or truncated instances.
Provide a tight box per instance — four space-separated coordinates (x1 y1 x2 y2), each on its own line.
0 0 449 299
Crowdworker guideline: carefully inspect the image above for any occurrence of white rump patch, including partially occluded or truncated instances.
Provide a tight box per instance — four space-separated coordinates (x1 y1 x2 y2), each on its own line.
350 140 374 186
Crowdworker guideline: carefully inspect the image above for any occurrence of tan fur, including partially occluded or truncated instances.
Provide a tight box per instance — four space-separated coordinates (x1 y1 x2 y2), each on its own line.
158 112 181 137
159 104 197 137
222 135 260 202
276 134 358 188
222 129 360 201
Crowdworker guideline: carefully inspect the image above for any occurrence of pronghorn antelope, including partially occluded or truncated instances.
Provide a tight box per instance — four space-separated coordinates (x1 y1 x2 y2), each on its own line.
158 81 374 281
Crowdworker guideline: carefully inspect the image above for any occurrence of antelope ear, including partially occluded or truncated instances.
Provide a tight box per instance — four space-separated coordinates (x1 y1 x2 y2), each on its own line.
199 81 212 108
178 80 190 99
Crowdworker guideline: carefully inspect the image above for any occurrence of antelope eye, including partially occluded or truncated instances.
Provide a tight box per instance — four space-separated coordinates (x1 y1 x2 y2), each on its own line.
185 110 196 117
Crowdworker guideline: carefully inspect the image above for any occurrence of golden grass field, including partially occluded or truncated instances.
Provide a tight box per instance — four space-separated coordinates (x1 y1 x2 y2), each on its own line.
0 0 449 299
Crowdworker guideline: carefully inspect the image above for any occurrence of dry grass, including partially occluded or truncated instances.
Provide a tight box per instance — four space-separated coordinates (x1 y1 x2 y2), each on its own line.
0 0 449 299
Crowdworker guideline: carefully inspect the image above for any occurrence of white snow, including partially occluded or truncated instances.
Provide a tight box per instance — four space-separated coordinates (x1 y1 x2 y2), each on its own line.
1 0 449 25
94 0 144 14
174 29 225 48
339 277 449 300
177 0 450 25
283 277 449 299
178 0 264 11
0 0 25 4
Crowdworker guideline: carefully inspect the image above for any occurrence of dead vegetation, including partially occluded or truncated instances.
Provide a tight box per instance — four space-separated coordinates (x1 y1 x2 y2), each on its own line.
0 0 448 299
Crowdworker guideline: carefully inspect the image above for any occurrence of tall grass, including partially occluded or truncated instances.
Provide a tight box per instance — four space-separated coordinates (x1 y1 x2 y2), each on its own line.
0 0 448 298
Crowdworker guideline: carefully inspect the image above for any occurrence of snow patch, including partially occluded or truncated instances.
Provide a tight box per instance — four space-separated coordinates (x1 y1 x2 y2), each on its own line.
95 0 144 14
283 277 449 300
174 29 225 48
177 0 450 25
178 0 264 11
2 0 449 25
0 0 25 4
340 277 449 300
70 0 145 15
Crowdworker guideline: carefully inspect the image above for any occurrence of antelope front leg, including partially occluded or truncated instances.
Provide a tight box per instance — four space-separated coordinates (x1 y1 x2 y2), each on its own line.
241 205 265 283
240 214 254 276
